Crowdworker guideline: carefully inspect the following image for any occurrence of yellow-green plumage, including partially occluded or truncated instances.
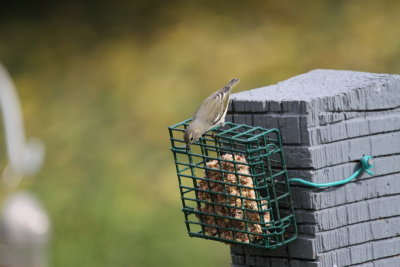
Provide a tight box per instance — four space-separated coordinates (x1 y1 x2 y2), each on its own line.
184 78 240 147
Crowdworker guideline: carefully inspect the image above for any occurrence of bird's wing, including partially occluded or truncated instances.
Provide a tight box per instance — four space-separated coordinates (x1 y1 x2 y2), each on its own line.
193 78 240 125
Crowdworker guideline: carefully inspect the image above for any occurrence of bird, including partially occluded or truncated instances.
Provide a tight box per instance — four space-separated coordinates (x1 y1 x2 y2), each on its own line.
184 78 240 148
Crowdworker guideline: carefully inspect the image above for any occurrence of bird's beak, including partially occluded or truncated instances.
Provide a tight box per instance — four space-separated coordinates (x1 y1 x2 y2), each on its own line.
186 144 190 152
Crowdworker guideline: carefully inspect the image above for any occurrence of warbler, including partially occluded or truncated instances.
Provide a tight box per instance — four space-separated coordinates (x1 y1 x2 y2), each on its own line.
184 78 240 148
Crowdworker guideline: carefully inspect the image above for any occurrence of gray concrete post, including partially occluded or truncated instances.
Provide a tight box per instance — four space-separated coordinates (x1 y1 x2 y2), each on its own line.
228 69 400 267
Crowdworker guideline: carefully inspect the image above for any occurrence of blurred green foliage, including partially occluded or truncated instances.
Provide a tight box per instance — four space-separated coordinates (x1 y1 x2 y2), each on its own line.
0 1 399 266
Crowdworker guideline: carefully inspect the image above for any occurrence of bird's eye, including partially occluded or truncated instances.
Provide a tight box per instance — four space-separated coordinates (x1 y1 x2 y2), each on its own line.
190 137 194 141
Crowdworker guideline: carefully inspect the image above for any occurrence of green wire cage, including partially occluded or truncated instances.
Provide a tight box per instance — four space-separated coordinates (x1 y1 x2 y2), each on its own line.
168 119 298 249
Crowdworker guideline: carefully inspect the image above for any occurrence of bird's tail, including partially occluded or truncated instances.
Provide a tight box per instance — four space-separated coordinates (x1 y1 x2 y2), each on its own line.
222 78 240 93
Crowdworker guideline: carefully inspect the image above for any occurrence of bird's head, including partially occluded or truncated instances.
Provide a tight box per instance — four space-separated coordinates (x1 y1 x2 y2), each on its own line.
184 124 203 149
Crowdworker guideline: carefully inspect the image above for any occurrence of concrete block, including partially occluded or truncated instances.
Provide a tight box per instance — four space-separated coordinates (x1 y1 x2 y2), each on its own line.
373 256 400 267
307 145 327 169
347 137 372 164
311 111 400 145
231 99 244 113
334 247 352 267
232 99 268 113
346 201 371 224
308 99 321 127
269 100 281 112
349 242 373 265
344 111 359 120
372 237 400 259
252 256 271 266
369 107 400 117
285 131 400 169
318 123 348 144
279 116 301 144
347 221 372 245
299 100 310 114
370 216 400 240
232 239 297 260
232 69 400 111
233 114 253 125
263 115 280 129
288 260 320 267
323 142 343 166
348 87 368 111
311 216 400 252
359 195 393 224
291 172 400 211
346 118 371 138
289 163 348 189
317 237 400 266
370 154 400 175
318 205 348 232
228 100 234 112
245 254 256 265
231 254 245 265
356 263 374 267
256 248 288 258
261 247 288 258
288 235 316 259
225 114 233 122
230 245 245 254
365 77 400 110
305 127 317 146
294 210 318 223
283 146 312 168
234 106 400 150
297 225 318 234
250 101 269 113
318 248 344 266
253 114 268 129
295 194 400 231
241 247 261 256
318 112 346 126
369 112 400 133
316 226 348 252
371 132 400 156
369 195 400 219
231 245 288 258
333 94 345 111
269 258 288 267
253 114 304 144
289 149 400 186
282 100 302 114
228 69 400 267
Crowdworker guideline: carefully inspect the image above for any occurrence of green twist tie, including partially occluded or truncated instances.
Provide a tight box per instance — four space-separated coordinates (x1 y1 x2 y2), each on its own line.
288 155 374 188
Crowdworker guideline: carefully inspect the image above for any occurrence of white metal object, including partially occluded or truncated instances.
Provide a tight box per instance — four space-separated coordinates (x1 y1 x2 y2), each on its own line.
0 64 45 187
0 64 49 266
0 192 50 267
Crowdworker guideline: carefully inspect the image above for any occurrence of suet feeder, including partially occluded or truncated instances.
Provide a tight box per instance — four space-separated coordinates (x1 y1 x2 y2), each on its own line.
168 119 297 249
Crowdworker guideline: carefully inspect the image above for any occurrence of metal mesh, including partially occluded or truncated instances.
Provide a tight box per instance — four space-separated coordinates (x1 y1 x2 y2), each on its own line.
168 119 297 249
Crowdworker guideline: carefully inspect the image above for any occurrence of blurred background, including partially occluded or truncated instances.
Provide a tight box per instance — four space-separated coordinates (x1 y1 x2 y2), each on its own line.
0 0 399 266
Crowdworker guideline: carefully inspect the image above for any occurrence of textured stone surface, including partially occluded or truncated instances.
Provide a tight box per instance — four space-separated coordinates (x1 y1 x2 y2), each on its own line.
295 195 400 229
229 70 400 267
282 131 400 169
232 237 400 267
231 69 400 105
291 172 400 211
